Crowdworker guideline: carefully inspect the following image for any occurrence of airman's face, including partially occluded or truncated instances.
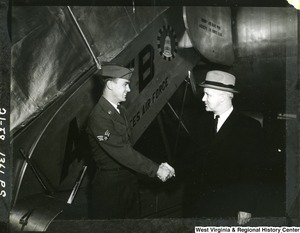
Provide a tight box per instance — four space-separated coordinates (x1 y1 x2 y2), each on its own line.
202 88 224 113
110 78 131 103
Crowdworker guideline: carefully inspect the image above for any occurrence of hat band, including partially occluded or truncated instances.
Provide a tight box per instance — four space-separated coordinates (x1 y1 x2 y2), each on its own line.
203 80 235 89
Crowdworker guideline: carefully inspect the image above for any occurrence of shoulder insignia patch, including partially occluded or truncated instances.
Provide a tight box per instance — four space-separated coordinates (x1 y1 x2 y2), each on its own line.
97 130 110 141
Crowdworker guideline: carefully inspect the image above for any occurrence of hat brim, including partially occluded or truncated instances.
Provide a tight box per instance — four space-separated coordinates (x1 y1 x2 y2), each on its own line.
199 83 239 93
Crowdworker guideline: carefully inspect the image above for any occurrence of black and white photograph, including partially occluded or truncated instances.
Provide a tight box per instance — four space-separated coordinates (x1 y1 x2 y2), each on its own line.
0 0 299 232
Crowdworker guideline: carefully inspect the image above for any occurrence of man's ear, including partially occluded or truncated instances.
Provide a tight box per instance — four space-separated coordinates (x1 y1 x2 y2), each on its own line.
220 92 231 102
218 93 226 103
106 80 113 90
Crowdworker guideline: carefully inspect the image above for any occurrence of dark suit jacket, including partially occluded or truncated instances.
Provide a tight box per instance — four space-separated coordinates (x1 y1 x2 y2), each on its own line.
183 109 267 216
86 96 159 177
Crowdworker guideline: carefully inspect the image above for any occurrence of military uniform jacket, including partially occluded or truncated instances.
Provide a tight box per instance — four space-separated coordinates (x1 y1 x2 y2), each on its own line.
86 96 159 177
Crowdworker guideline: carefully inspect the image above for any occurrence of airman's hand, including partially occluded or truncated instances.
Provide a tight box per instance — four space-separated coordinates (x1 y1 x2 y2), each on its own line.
156 163 175 182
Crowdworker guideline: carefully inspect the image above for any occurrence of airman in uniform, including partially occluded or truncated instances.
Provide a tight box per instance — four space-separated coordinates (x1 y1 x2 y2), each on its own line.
86 64 175 219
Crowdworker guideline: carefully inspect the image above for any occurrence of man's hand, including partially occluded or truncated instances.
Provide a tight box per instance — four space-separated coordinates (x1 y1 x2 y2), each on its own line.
156 163 175 182
237 211 251 225
161 163 175 177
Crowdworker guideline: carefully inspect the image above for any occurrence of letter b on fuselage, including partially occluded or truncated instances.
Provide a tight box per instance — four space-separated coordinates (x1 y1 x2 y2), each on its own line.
138 44 155 93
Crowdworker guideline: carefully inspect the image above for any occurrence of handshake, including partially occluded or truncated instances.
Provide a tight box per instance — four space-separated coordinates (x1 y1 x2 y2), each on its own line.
156 162 175 182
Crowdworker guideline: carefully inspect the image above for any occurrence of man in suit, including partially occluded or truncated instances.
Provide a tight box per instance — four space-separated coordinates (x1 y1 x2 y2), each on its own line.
86 64 175 219
183 70 266 224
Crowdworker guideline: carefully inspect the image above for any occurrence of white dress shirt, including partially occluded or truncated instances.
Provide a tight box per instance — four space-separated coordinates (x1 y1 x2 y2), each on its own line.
214 106 233 132
104 97 120 113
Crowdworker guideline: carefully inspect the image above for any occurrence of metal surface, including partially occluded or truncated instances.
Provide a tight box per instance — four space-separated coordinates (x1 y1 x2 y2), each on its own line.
184 6 234 66
10 6 168 133
114 6 200 143
234 7 297 58
67 166 87 204
71 6 168 62
228 7 298 114
173 77 190 155
11 6 93 133
12 67 98 204
67 6 101 70
9 194 65 232
19 148 55 195
231 7 298 217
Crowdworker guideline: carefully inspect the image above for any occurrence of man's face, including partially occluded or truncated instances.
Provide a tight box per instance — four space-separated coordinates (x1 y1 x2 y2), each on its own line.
202 88 224 112
110 78 131 103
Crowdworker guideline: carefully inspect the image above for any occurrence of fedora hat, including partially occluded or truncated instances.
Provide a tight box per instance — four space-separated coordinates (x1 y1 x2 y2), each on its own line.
199 70 239 93
101 63 134 80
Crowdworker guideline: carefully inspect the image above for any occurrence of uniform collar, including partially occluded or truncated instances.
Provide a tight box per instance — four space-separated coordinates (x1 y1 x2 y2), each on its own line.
106 98 120 113
99 96 125 122
99 97 119 115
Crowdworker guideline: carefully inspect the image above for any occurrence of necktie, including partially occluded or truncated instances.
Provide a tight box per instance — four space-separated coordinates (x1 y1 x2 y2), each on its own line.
117 105 126 122
117 104 121 114
118 105 132 140
214 115 219 134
